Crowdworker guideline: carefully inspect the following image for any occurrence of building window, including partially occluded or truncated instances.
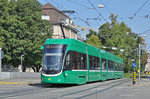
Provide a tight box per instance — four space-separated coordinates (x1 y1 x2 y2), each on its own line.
42 15 50 20
50 27 54 33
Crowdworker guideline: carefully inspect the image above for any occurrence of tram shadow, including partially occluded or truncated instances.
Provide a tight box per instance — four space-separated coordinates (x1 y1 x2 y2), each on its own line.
28 83 77 88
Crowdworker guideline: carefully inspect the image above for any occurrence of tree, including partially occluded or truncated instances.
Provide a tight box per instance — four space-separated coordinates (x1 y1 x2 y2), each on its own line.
86 35 103 48
0 0 52 72
86 14 147 73
86 29 97 39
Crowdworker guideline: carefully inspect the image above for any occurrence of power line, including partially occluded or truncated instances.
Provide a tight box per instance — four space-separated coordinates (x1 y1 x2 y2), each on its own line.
87 0 107 22
99 0 112 14
65 0 93 10
45 0 63 9
139 28 150 35
131 0 148 19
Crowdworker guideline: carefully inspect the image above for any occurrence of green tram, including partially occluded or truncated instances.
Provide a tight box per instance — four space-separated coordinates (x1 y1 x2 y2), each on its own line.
41 39 124 84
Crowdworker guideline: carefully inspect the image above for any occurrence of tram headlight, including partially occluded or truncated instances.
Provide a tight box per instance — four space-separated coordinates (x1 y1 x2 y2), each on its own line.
65 73 68 76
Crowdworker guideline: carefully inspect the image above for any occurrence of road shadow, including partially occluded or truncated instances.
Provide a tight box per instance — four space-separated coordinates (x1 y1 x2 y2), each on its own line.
29 78 122 88
28 83 77 88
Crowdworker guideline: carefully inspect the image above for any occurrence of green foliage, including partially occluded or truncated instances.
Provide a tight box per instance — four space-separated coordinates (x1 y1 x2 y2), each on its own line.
86 14 148 73
86 29 97 39
0 0 52 72
86 35 102 48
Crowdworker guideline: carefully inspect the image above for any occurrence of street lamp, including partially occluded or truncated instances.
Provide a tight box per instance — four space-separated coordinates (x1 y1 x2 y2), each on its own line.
21 54 24 72
98 4 104 8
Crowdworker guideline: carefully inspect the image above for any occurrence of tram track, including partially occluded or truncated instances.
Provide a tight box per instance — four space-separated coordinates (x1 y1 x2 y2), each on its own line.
74 79 131 99
50 78 131 99
0 85 58 99
0 78 131 99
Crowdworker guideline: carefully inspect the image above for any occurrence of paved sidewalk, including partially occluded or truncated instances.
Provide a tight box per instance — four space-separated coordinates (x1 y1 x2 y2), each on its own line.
0 78 41 84
128 75 150 87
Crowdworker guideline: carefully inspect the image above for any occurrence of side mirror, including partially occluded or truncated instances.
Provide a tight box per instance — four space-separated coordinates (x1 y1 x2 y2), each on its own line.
41 46 44 50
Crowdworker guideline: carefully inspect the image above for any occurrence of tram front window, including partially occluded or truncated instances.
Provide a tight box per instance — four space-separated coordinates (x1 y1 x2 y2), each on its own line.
42 44 67 74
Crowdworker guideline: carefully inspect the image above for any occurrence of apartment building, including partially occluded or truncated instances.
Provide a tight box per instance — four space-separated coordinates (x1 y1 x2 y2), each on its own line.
145 54 150 71
42 3 78 39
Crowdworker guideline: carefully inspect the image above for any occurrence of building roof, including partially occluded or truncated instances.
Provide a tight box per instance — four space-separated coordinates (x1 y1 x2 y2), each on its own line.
42 3 78 33
42 3 70 19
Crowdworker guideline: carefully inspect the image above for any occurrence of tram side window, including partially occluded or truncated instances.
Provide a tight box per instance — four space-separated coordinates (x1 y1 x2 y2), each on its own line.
76 52 81 69
64 52 71 70
108 60 114 71
102 58 107 70
118 63 121 71
96 57 100 70
115 62 117 71
72 51 76 69
122 64 124 71
89 55 93 70
89 55 100 70
71 51 87 70
81 53 87 69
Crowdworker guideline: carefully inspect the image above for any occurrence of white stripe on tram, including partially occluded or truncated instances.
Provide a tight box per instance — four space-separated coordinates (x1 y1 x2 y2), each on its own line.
72 70 88 71
45 53 62 56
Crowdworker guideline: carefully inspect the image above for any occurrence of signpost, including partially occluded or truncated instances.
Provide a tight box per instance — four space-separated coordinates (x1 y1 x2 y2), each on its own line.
132 62 136 85
132 63 136 68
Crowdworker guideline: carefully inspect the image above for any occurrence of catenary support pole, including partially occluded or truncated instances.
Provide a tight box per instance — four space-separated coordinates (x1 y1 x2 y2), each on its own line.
138 44 141 84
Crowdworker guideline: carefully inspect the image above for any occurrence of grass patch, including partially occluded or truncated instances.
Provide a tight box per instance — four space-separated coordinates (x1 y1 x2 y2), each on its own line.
124 73 148 78
124 73 133 78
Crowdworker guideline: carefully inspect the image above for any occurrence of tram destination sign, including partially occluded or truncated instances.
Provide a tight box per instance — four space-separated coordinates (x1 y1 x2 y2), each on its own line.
46 44 63 49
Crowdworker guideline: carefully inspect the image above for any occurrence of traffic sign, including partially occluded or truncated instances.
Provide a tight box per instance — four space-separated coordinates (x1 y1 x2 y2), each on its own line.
132 62 136 68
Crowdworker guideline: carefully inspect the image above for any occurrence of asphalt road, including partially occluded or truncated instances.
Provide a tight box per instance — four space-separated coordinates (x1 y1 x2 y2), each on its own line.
0 78 150 99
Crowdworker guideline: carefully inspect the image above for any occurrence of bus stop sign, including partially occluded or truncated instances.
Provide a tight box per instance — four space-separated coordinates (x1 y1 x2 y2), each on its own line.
132 62 136 68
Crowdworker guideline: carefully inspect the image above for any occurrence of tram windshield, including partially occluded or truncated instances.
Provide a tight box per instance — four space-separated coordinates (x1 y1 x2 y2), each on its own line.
42 44 67 74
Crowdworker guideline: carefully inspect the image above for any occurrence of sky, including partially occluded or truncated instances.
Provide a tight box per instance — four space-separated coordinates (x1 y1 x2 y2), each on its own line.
38 0 150 53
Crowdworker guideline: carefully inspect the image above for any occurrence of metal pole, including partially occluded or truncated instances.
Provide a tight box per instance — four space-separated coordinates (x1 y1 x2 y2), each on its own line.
0 48 1 79
21 55 24 72
21 55 22 72
138 44 141 84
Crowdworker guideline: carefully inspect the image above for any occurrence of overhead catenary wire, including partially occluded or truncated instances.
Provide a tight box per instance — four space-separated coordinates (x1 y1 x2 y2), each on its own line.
65 0 93 10
139 28 150 35
130 0 148 19
87 0 107 22
99 0 112 14
45 0 63 9
117 14 150 20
